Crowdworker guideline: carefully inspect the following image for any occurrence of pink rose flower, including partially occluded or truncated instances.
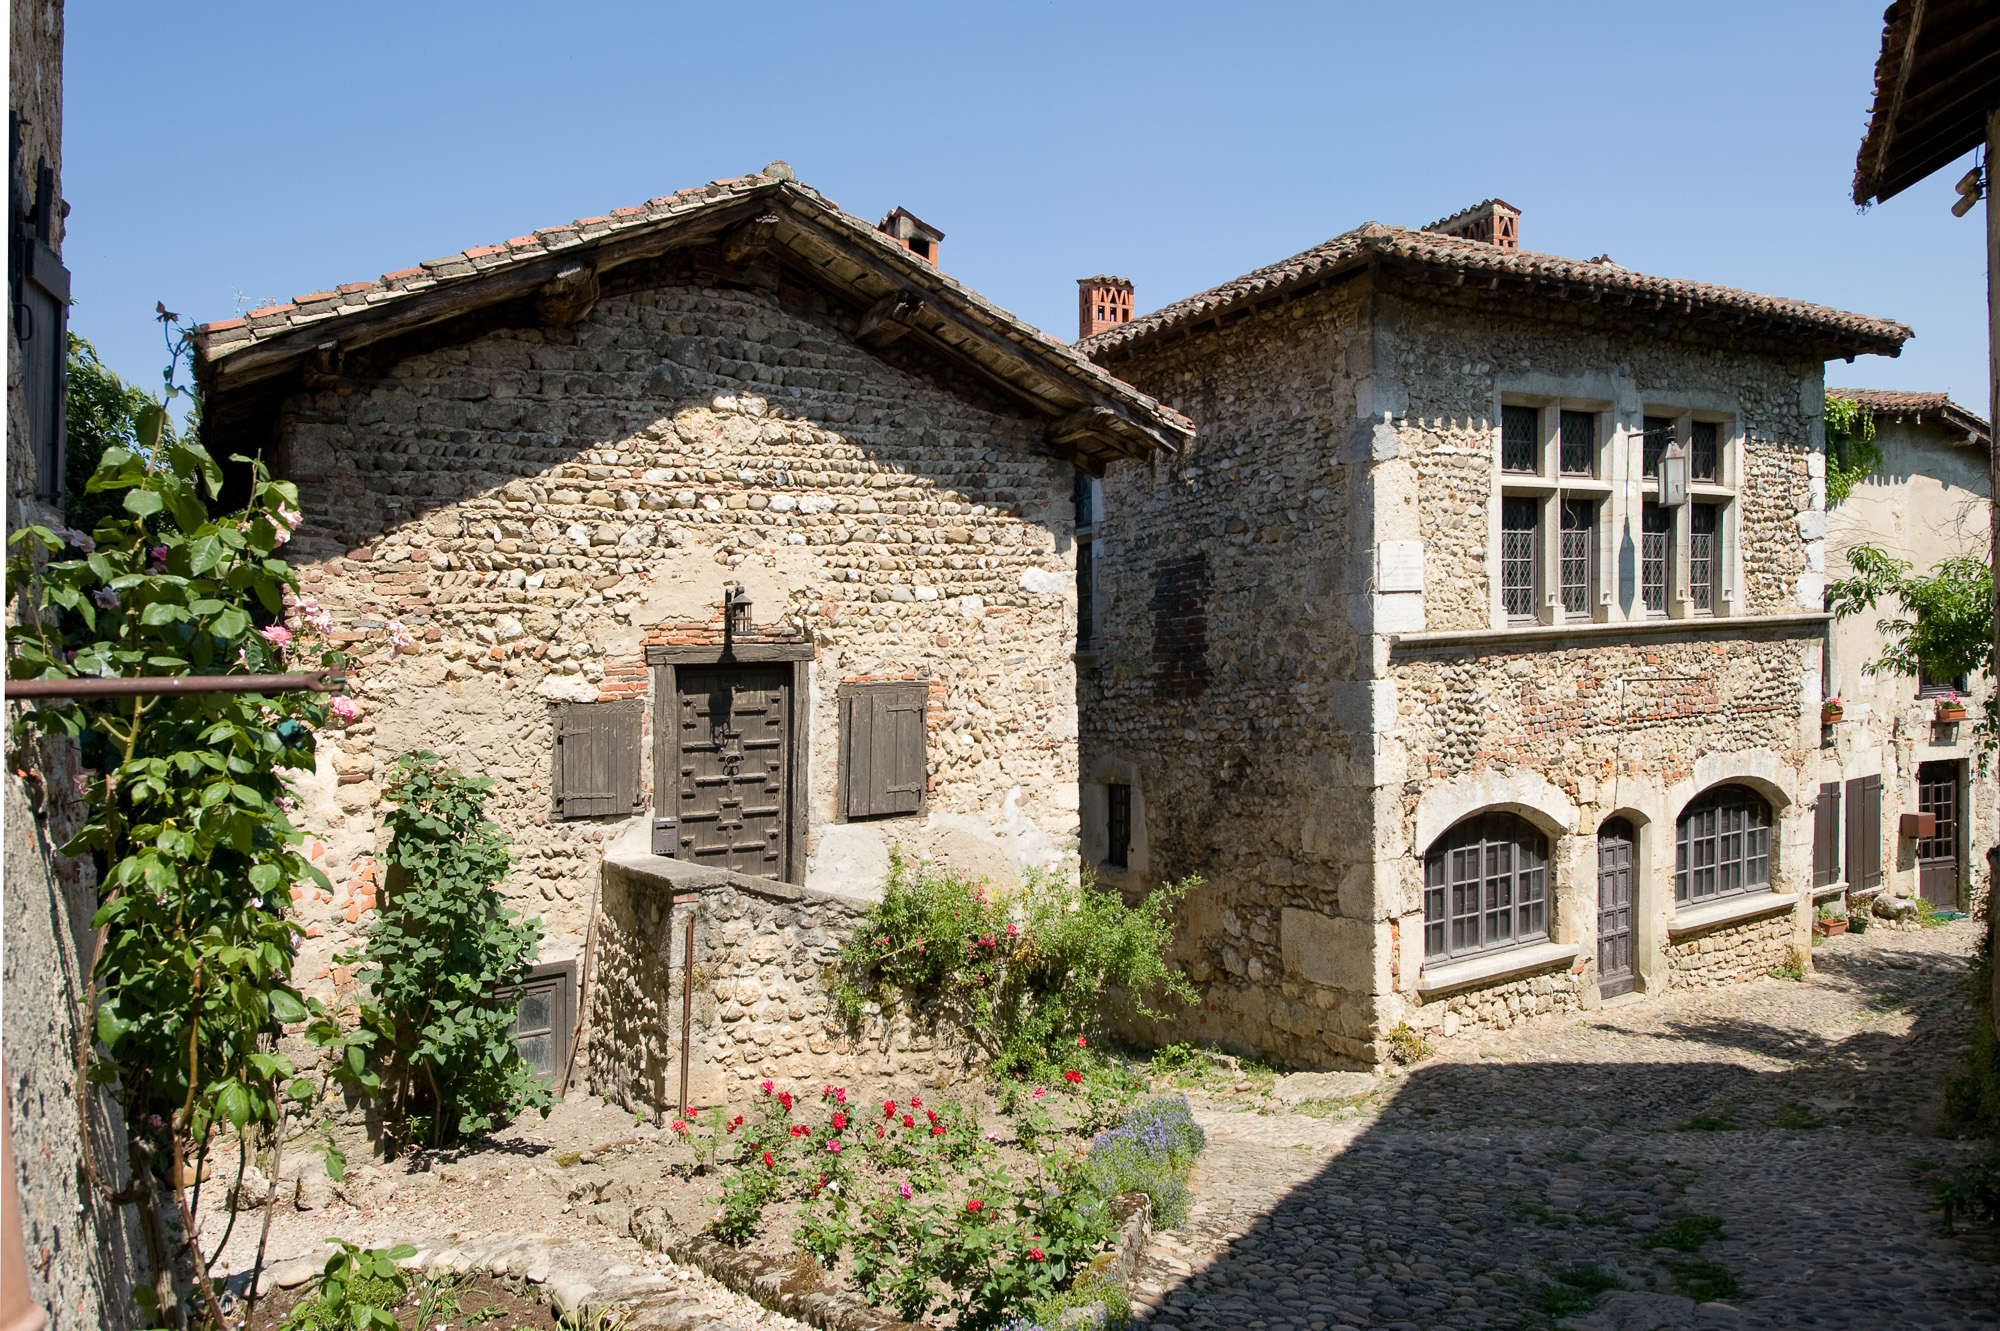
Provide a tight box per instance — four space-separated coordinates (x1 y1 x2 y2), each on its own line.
259 625 293 647
329 696 359 721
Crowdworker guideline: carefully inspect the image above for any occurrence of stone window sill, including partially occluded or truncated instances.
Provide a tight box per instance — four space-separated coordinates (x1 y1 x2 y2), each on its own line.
1668 890 1795 937
1418 941 1579 996
1391 611 1829 650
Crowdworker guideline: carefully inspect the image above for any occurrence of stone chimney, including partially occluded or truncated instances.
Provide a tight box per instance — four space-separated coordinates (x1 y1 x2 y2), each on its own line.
877 208 944 267
1423 199 1521 248
1077 276 1134 341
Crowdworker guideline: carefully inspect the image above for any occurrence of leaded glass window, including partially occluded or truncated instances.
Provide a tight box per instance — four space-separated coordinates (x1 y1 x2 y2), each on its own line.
1559 498 1595 618
1675 786 1771 906
1641 503 1670 615
1424 813 1550 961
1690 420 1719 482
1690 502 1719 613
1502 405 1540 474
1559 410 1596 477
1642 415 1673 480
1501 498 1539 619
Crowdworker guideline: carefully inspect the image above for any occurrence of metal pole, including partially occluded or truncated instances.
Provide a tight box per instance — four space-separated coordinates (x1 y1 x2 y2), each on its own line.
677 913 695 1116
5 670 342 699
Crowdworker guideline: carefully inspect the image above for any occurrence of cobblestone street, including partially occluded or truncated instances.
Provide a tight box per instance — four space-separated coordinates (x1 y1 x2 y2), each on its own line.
1130 920 1997 1331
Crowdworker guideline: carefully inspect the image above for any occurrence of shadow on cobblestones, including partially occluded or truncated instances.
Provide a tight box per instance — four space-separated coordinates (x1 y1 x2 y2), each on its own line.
1135 931 1996 1331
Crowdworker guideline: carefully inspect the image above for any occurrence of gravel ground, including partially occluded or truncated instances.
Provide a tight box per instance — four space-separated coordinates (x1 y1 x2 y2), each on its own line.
1127 919 1998 1331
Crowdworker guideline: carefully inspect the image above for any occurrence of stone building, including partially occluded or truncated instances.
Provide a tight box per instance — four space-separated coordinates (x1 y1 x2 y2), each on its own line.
1074 201 1912 1066
5 0 150 1325
1820 389 1992 918
189 166 1190 1085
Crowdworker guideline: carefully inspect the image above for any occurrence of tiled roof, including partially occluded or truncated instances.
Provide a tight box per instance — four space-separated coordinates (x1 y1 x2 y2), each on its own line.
1828 388 1991 446
190 168 1191 458
1077 222 1911 361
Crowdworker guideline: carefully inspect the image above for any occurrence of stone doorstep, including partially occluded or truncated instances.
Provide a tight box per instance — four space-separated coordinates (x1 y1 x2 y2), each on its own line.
630 1191 1155 1331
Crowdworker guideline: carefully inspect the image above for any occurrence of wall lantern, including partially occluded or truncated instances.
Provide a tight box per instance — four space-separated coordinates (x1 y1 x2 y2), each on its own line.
1658 440 1690 508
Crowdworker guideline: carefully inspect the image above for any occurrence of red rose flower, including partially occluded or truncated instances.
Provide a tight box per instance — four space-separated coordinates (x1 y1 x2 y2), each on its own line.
966 1199 984 1213
826 1139 843 1153
1063 1070 1083 1084
931 1125 946 1136
902 1115 915 1128
884 1100 897 1118
1028 1248 1045 1262
832 1112 847 1132
762 1151 775 1168
779 1092 794 1111
910 1097 922 1108
1077 1036 1088 1048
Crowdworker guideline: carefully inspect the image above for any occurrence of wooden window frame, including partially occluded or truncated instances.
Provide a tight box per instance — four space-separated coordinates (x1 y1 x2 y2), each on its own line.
504 958 577 1087
1674 785 1772 908
837 679 931 822
647 642 813 885
1422 812 1550 963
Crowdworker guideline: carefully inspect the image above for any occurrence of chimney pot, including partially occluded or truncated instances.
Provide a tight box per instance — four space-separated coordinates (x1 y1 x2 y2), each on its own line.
1076 275 1135 342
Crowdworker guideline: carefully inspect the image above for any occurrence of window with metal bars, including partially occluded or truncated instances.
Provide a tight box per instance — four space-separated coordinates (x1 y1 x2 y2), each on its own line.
1675 785 1771 907
1105 783 1131 869
1641 415 1673 480
1641 503 1670 614
1559 498 1596 618
1689 503 1719 613
1076 540 1096 650
1558 410 1596 477
1423 812 1549 962
1501 498 1539 619
1690 420 1719 482
1501 404 1539 474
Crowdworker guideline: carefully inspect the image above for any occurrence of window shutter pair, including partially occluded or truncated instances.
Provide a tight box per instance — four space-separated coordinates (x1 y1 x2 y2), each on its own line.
1812 781 1842 888
1844 774 1882 890
552 699 644 819
841 683 927 819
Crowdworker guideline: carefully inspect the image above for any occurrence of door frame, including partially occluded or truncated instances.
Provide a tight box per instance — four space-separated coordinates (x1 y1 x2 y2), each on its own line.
1595 817 1637 999
1914 758 1966 909
648 643 814 885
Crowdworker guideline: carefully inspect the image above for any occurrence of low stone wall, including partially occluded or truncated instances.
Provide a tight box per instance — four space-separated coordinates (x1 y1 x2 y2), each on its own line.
587 853 983 1113
1665 908 1795 989
1413 966 1585 1039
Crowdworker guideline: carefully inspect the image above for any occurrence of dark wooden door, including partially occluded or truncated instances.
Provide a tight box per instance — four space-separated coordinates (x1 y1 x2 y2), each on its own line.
1597 819 1636 998
1916 761 1961 908
675 664 789 879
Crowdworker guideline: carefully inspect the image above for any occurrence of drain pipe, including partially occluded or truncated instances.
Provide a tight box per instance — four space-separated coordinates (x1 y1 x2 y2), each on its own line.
676 894 698 1116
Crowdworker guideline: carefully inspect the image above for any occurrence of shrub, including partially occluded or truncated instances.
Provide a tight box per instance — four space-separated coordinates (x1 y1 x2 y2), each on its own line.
833 853 1198 1079
1082 1096 1205 1227
1386 1021 1433 1064
282 1241 416 1331
338 753 551 1147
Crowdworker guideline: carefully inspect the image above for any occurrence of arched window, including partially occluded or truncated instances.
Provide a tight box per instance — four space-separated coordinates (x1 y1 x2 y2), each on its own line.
1423 812 1549 962
1675 785 1772 907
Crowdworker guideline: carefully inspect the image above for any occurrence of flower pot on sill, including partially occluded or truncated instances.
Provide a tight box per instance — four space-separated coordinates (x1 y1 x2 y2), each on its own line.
1816 918 1848 937
1821 704 1844 725
1935 705 1967 723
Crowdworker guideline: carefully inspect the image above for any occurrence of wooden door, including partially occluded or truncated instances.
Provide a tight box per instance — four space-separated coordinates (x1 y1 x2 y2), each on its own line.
1596 819 1636 998
1915 761 1961 908
674 664 790 879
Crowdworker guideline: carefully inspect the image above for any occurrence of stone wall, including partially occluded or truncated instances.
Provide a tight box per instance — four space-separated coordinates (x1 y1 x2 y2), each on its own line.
1418 965 1586 1040
588 850 982 1113
1084 271 1827 1067
268 274 1088 1014
1665 910 1795 989
1082 281 1376 1067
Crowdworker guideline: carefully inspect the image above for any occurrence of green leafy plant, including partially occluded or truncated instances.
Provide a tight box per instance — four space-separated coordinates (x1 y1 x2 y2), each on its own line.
281 1241 417 1331
1823 393 1881 505
7 415 343 1322
1826 545 1994 760
1385 1021 1433 1065
1662 1258 1744 1302
1642 1214 1725 1252
1536 1262 1627 1317
63 332 179 535
336 753 550 1148
832 853 1198 1079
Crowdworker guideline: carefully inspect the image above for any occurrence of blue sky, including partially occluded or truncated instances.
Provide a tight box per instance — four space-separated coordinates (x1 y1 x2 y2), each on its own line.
63 1 1987 415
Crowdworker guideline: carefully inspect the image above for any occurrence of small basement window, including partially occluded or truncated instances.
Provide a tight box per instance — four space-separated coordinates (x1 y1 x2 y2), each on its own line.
507 959 577 1084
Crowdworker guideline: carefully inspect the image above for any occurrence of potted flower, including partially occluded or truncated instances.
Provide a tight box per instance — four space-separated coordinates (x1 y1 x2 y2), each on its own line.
1821 697 1844 725
1814 901 1848 937
1934 691 1967 723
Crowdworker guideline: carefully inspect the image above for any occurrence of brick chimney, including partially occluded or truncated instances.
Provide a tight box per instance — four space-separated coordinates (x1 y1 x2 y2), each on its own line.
1423 199 1521 248
877 207 944 267
1077 276 1134 341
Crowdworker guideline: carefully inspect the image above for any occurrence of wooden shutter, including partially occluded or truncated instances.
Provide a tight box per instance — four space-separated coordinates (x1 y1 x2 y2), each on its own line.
842 683 927 819
1844 774 1883 890
553 698 643 819
1813 781 1842 888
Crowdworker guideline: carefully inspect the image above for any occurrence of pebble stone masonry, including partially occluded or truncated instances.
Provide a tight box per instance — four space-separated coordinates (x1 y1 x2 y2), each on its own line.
190 168 1190 1082
1075 215 1919 1066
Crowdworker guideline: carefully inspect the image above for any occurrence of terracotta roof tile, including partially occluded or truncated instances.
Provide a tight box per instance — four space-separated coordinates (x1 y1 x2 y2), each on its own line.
1828 388 1990 445
1078 222 1910 361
